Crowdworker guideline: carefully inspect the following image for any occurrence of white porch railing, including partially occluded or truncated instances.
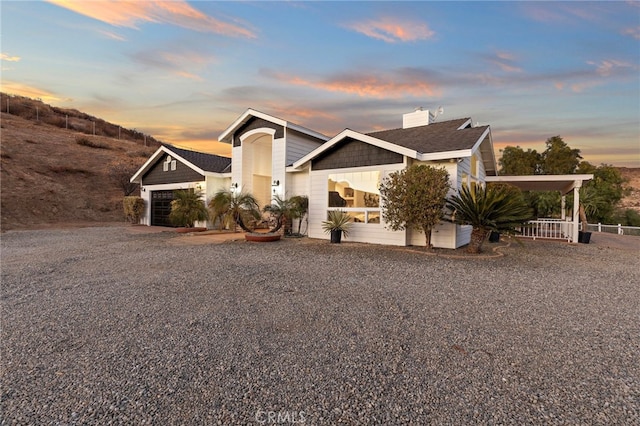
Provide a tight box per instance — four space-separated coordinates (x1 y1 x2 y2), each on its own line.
518 219 574 242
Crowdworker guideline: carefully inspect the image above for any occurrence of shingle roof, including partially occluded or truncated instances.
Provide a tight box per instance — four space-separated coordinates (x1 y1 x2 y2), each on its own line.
164 144 231 173
366 118 488 154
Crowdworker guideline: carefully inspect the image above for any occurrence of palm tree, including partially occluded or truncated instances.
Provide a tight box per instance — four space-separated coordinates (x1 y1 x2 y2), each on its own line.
169 189 209 228
447 184 533 253
263 195 293 233
289 195 309 235
208 189 260 232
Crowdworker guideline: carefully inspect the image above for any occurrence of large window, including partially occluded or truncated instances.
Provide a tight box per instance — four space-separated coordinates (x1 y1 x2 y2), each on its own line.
328 171 380 224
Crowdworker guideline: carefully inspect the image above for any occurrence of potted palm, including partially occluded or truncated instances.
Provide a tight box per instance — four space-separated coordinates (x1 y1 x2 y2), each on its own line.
169 189 209 231
446 184 533 254
322 210 351 243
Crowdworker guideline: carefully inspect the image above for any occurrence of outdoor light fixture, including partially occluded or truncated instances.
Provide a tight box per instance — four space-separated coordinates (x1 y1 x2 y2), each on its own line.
272 180 280 187
230 182 238 192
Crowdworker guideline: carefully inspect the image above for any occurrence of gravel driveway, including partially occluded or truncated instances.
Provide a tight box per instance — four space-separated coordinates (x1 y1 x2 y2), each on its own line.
1 226 638 424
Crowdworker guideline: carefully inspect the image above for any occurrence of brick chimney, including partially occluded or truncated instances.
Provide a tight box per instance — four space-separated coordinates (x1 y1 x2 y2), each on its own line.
403 107 431 129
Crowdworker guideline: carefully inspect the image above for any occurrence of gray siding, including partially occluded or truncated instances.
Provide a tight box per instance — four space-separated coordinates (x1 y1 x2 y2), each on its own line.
142 154 204 185
312 138 403 170
233 117 284 147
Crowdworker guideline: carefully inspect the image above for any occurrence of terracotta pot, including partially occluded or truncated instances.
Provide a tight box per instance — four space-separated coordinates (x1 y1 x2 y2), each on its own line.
244 233 281 242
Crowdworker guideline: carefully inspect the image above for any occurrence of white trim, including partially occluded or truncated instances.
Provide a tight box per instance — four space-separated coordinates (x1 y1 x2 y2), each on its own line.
486 174 593 193
130 145 230 183
457 118 473 129
218 108 329 144
292 129 419 169
240 127 276 142
416 149 473 162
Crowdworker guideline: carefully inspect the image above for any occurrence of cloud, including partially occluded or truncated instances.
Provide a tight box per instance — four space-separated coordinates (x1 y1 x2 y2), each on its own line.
1 53 21 62
622 26 640 39
344 17 435 43
261 68 442 98
98 30 126 41
589 59 635 77
129 48 214 80
47 0 256 38
1 81 65 103
483 51 523 73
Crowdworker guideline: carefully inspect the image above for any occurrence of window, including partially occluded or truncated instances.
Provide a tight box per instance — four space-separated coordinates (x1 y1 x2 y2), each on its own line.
327 171 381 224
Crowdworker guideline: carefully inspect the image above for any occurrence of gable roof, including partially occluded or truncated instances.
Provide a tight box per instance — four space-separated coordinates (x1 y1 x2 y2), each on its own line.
292 117 497 175
218 108 330 144
130 144 231 183
165 145 231 173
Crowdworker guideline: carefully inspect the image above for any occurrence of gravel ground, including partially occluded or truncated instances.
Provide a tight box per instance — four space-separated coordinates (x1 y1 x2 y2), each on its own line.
1 226 639 425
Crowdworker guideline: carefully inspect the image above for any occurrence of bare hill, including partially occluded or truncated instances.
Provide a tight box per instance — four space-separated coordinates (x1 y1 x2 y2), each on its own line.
618 167 640 212
1 112 157 230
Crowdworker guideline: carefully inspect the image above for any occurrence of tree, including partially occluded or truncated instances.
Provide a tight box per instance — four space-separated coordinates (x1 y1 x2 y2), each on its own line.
108 161 140 196
289 195 309 235
499 146 541 175
541 136 582 175
447 184 533 254
379 164 450 249
573 162 628 224
208 189 260 232
263 195 294 234
169 190 209 228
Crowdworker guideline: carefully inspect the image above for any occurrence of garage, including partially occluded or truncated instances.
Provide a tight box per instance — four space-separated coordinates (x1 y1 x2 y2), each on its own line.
150 190 176 227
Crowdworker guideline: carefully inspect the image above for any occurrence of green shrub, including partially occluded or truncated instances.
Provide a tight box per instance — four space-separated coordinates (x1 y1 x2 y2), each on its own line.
123 196 145 223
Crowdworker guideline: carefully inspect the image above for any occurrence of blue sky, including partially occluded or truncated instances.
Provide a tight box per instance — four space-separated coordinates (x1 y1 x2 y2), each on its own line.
2 1 639 167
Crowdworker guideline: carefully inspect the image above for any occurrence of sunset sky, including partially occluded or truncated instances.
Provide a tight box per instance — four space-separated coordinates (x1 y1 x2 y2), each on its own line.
2 1 639 166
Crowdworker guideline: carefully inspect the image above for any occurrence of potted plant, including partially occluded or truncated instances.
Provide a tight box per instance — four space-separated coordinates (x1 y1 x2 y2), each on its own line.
322 210 351 243
169 189 209 231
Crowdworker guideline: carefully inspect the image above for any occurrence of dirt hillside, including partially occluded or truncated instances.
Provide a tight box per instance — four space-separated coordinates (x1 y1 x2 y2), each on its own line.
1 112 157 230
618 167 640 212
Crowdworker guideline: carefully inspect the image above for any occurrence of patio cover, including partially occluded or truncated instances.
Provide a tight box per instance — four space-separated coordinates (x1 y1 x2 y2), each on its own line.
485 174 594 243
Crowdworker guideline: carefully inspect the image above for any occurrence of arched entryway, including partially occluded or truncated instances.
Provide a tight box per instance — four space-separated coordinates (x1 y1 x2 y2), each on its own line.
240 129 274 209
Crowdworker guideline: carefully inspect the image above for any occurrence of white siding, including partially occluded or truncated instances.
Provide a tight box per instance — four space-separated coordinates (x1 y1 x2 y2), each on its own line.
308 165 406 246
231 145 243 189
271 137 286 200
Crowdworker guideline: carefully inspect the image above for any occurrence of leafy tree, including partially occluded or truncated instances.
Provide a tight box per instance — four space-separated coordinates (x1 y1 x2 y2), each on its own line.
447 184 533 254
208 189 260 232
379 164 450 249
499 146 541 175
169 190 209 228
572 162 628 224
541 136 582 175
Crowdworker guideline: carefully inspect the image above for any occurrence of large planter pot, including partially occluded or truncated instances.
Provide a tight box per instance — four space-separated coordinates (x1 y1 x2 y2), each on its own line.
245 232 281 242
330 229 342 244
578 231 592 244
176 227 207 233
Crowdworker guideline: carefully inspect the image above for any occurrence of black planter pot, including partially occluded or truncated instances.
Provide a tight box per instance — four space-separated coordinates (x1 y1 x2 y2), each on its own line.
489 231 500 243
578 231 592 244
330 229 342 243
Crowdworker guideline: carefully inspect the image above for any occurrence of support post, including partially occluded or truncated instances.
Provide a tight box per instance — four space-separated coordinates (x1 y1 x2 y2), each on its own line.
572 184 580 243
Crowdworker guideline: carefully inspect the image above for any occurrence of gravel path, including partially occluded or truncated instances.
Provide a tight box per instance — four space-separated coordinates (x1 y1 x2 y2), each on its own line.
1 227 639 424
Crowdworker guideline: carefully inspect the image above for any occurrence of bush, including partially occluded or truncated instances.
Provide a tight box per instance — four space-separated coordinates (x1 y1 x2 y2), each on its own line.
76 137 110 149
123 196 145 223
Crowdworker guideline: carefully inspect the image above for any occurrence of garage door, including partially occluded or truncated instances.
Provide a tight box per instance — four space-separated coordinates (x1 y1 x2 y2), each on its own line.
151 190 175 227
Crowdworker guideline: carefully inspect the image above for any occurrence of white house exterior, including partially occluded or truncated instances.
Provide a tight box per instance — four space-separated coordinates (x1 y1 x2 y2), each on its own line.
130 145 231 227
214 108 497 249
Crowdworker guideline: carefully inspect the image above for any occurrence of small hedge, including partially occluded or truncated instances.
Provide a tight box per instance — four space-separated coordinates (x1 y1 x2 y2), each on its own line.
123 196 144 223
76 137 110 149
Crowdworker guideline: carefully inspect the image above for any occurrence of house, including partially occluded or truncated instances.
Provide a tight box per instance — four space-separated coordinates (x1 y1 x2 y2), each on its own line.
130 144 231 227
132 107 498 248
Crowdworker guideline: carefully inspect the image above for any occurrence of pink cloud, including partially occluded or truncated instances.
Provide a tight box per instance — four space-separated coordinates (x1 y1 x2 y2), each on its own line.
264 69 441 98
47 0 256 38
345 17 435 43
